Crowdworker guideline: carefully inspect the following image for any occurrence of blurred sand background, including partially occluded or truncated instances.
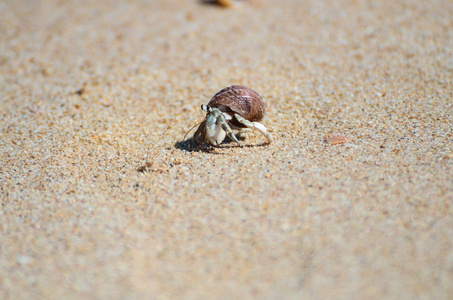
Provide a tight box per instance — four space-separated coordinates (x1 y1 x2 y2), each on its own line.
1 0 452 299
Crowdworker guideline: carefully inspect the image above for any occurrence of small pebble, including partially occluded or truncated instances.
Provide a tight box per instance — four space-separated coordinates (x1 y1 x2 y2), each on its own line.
326 135 349 145
444 152 453 160
215 0 233 7
16 255 32 265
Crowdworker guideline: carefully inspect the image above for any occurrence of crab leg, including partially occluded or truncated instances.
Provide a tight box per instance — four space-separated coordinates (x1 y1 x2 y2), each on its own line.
234 114 274 144
219 120 239 144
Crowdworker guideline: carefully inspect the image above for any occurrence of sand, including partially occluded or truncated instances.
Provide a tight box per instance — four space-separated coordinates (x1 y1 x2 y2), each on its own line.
1 0 452 299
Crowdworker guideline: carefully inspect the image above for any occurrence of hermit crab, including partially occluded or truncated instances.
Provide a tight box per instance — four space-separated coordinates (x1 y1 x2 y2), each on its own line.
185 85 274 146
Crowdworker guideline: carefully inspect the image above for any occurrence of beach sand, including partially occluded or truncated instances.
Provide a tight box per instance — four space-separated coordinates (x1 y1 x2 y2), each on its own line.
1 0 452 298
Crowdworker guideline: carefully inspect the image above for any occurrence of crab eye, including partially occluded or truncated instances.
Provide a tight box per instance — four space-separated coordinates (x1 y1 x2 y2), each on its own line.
201 104 209 112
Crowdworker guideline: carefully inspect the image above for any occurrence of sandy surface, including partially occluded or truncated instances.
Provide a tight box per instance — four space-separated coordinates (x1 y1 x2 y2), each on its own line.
1 0 452 299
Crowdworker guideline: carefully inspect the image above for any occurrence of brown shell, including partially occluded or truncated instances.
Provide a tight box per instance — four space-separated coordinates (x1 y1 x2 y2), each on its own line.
207 85 266 128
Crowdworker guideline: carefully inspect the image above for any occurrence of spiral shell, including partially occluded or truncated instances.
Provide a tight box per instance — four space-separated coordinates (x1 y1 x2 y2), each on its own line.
207 85 266 128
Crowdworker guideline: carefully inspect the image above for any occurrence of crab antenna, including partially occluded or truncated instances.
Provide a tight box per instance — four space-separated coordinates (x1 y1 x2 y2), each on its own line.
183 121 203 141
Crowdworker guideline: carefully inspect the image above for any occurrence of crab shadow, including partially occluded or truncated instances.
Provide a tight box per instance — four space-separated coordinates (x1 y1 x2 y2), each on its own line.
174 137 269 153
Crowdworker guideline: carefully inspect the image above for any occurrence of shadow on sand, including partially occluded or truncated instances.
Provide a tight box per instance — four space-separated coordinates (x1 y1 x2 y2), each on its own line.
174 137 269 153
